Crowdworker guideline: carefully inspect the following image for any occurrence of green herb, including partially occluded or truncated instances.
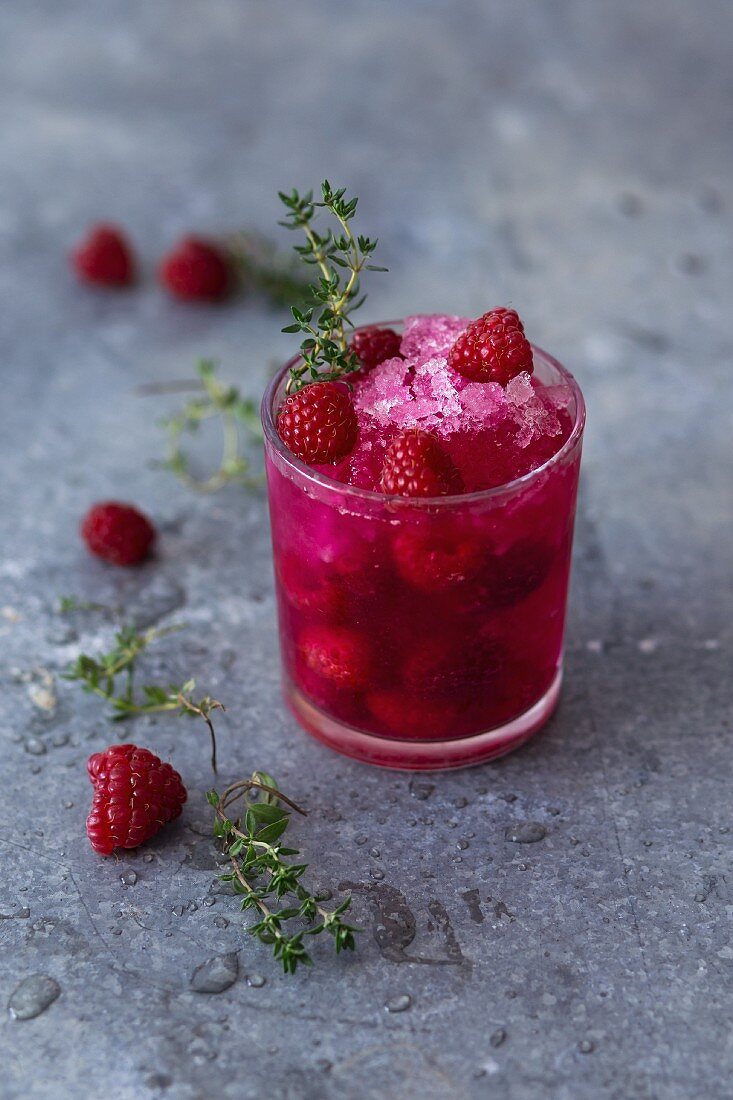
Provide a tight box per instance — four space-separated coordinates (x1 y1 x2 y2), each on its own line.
227 231 311 309
210 775 360 974
144 360 262 493
62 617 223 772
279 180 387 392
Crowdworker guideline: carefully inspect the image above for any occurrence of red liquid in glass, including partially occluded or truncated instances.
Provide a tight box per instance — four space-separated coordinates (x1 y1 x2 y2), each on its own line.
263 316 584 769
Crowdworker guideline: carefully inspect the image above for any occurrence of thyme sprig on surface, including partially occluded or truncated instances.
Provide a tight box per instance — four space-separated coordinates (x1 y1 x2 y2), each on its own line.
210 774 360 974
279 180 387 392
143 360 262 493
62 613 223 772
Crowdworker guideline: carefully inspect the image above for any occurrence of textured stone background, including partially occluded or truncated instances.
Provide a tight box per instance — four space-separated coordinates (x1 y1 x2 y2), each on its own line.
1 2 731 1098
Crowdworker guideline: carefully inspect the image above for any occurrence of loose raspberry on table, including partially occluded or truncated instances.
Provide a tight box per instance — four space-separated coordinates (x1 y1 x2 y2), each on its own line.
380 429 463 497
86 743 187 856
350 326 402 372
277 382 358 465
71 224 136 287
158 236 231 301
81 501 156 566
298 625 372 692
449 308 533 385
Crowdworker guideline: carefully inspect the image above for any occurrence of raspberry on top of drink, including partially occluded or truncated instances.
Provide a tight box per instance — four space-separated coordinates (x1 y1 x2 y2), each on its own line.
276 309 574 495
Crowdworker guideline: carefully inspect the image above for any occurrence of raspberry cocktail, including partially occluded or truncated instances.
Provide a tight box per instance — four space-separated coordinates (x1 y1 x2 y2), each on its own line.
263 311 585 770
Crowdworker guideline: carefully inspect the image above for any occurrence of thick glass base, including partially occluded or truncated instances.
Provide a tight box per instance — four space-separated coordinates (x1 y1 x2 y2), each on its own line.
284 666 563 771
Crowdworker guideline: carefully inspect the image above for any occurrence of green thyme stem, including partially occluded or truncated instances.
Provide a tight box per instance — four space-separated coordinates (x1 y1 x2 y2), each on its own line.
210 775 360 974
279 181 387 392
62 615 222 772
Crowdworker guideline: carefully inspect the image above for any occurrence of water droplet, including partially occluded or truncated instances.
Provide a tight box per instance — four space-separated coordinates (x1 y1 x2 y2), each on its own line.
502 793 517 803
110 927 122 936
369 847 381 858
203 897 215 907
1 902 28 920
409 780 435 801
172 904 184 917
504 823 547 844
185 901 198 913
719 826 729 835
457 839 469 851
385 994 412 1013
578 1039 595 1054
8 975 61 1019
355 835 368 846
25 739 46 757
119 870 138 886
453 797 469 809
142 853 154 863
316 888 333 901
247 974 266 988
190 952 239 994
64 801 74 810
370 868 385 881
490 1028 507 1048
51 732 69 748
213 916 229 929
642 840 653 847
694 892 706 903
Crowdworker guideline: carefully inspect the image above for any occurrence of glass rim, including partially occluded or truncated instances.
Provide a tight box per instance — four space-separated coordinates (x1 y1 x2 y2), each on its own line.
261 320 586 507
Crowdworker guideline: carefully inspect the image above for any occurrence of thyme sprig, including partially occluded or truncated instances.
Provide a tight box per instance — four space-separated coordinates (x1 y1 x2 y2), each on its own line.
210 774 360 974
62 614 223 772
145 360 262 493
279 180 387 392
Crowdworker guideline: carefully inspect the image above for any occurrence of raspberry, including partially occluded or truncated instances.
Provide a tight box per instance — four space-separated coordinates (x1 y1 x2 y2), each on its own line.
277 382 358 465
449 308 533 385
86 744 187 856
298 625 371 692
491 537 554 606
392 523 484 591
366 690 457 739
158 236 231 301
403 635 504 696
276 553 346 620
380 429 463 497
351 326 402 371
81 501 156 566
71 224 135 287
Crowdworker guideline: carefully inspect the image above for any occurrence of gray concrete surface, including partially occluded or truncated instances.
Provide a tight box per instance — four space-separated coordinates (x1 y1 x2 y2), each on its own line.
1 2 731 1098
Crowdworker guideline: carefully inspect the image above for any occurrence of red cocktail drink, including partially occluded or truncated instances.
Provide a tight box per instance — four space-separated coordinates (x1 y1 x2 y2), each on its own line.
263 316 585 769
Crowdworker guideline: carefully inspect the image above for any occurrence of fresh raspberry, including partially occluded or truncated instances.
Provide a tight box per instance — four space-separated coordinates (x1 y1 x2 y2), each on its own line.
158 236 231 301
366 690 458 739
81 501 156 566
491 537 554 606
351 326 402 371
277 382 358 465
86 743 187 856
298 625 371 691
449 308 533 385
71 224 135 287
380 430 463 497
403 635 504 696
276 553 346 620
392 524 484 591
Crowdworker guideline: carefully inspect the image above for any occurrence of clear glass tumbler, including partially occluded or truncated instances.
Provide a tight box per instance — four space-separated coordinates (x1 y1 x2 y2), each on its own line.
262 323 585 770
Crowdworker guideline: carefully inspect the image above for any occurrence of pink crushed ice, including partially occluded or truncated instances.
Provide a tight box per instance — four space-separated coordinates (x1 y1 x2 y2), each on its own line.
332 314 572 492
